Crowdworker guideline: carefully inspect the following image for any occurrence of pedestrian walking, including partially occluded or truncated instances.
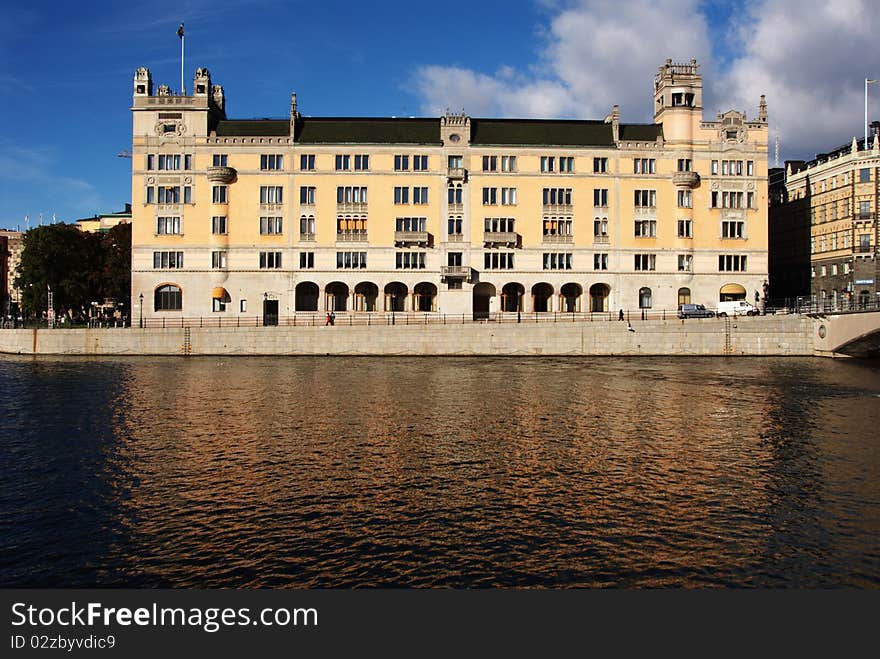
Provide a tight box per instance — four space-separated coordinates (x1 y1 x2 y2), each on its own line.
618 309 624 321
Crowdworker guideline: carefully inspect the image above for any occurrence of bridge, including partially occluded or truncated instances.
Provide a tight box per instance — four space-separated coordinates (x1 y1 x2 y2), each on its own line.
810 309 880 358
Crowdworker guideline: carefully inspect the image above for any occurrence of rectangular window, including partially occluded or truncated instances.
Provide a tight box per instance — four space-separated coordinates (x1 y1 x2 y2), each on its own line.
260 154 283 171
300 186 316 204
300 154 315 171
211 216 227 235
300 215 315 236
156 216 181 235
146 154 155 171
299 252 314 269
336 186 367 204
394 186 410 204
211 251 227 269
212 186 227 204
336 251 367 269
633 158 656 174
543 219 572 236
484 218 516 233
634 189 656 207
448 155 463 169
413 187 428 204
593 253 608 270
413 155 428 171
542 188 572 205
718 254 748 271
634 254 656 271
482 187 498 205
677 190 692 208
482 155 498 172
859 200 871 219
634 219 657 237
593 219 608 236
711 160 718 175
593 188 608 207
747 161 754 176
501 155 516 172
395 252 427 269
260 217 283 235
354 154 369 171
677 159 692 172
259 251 283 269
335 155 351 171
394 155 410 171
677 219 693 238
859 168 870 183
395 217 427 232
158 186 181 204
153 251 183 269
146 187 155 204
260 186 283 204
501 187 517 205
540 156 555 173
213 154 227 167
593 157 608 173
483 252 515 269
157 154 181 171
542 252 573 270
747 192 755 209
722 220 745 238
448 217 463 235
677 254 692 272
559 157 574 172
448 186 462 204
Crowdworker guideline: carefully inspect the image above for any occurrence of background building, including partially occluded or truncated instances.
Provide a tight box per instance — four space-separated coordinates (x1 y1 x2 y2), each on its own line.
76 203 132 233
0 229 23 316
130 60 769 322
772 124 880 309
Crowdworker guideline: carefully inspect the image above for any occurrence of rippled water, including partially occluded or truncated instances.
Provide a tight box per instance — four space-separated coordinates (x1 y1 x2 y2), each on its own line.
1 355 878 588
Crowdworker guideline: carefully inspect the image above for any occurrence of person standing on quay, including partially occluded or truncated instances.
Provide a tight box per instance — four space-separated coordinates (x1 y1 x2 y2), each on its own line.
619 309 624 321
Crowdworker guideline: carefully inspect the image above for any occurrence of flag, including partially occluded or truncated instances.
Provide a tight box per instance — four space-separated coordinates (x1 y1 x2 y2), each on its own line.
177 22 184 38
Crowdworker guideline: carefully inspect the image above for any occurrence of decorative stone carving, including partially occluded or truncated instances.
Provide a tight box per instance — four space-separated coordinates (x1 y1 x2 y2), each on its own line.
206 166 237 183
672 171 701 188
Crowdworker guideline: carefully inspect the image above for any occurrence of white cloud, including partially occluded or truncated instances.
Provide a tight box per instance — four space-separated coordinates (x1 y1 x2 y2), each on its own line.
412 0 880 160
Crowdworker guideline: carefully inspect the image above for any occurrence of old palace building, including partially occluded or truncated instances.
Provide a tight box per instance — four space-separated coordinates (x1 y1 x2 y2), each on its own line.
130 59 769 322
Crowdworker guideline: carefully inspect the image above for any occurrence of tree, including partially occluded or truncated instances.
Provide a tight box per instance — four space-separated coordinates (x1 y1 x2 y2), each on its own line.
100 223 131 313
14 224 105 316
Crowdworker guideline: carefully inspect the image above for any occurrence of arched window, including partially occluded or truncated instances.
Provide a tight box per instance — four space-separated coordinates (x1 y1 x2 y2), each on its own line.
678 287 691 307
639 287 652 309
155 285 182 311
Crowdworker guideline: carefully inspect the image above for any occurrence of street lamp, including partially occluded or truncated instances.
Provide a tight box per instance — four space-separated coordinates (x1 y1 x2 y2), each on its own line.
391 293 396 325
139 293 144 328
866 78 878 149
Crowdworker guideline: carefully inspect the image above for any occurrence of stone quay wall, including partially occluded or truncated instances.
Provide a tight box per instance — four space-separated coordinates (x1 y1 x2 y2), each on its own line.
0 315 816 357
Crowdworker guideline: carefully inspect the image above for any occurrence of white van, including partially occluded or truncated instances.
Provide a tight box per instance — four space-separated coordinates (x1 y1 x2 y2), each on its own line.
716 300 759 317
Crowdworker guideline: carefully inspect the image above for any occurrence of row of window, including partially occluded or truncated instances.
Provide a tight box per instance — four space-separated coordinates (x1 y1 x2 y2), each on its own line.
811 233 871 254
812 263 852 277
810 200 872 224
156 214 747 240
153 249 747 274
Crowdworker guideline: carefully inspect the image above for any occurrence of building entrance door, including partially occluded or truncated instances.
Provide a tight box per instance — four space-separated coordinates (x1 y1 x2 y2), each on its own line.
263 299 279 326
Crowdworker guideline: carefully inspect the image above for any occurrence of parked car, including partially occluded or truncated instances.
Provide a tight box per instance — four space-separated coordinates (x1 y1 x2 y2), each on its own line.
678 304 715 319
716 300 760 317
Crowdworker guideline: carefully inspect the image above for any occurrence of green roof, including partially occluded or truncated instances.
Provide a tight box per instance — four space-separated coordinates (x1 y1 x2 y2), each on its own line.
214 119 290 137
295 118 441 145
211 116 662 146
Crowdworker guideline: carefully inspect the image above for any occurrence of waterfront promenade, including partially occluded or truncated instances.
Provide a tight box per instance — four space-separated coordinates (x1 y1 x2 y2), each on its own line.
0 314 816 356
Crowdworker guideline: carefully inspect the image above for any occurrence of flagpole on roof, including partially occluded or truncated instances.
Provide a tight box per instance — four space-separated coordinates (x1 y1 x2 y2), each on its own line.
178 22 185 95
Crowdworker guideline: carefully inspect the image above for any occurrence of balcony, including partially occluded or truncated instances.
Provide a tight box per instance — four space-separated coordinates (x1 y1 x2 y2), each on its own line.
337 202 368 213
483 231 518 247
448 202 463 213
394 230 430 246
593 235 610 245
447 167 467 181
542 203 573 215
206 166 237 183
447 234 465 242
542 234 574 244
441 265 471 281
672 171 701 188
336 231 368 242
299 232 315 242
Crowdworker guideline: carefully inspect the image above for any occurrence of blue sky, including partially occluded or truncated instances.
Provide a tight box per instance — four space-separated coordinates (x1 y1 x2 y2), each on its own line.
2 0 878 229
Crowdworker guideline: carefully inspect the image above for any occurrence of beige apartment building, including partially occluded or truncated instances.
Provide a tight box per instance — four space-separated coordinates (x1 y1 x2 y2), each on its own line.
130 60 768 323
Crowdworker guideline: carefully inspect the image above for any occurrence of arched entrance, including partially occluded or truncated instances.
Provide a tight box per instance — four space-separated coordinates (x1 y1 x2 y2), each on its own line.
472 282 495 319
295 282 319 311
560 283 582 312
532 283 553 312
384 282 408 311
501 283 525 312
354 282 378 312
639 287 652 309
589 283 610 312
678 287 691 307
720 283 746 302
325 282 349 311
413 282 437 312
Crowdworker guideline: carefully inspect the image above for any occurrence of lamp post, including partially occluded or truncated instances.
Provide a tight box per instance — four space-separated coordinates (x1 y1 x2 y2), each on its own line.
391 293 396 325
866 78 878 149
139 293 144 328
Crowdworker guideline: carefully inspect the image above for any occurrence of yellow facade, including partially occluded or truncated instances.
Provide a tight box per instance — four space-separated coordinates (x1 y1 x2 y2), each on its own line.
130 61 769 322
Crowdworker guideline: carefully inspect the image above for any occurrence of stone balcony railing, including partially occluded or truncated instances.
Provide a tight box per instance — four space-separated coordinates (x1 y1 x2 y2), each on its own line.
336 232 368 242
672 171 701 188
299 232 315 242
394 230 430 246
542 204 573 215
337 202 368 213
447 167 467 181
593 235 610 245
206 166 237 183
483 231 518 247
542 234 574 244
441 265 471 281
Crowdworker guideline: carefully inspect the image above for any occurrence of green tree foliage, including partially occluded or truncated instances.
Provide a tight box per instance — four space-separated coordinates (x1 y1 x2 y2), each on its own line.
13 223 130 316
